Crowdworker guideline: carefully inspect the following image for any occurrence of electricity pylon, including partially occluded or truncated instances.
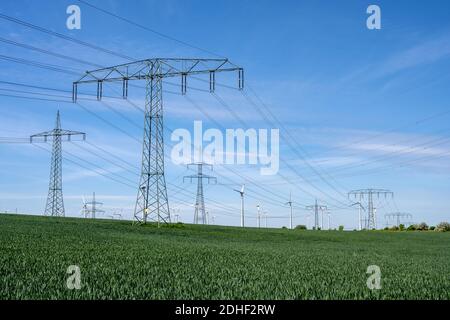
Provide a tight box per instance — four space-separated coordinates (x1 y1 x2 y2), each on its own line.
306 199 327 230
385 212 412 227
183 162 216 224
348 189 394 229
171 207 180 223
73 59 243 225
234 185 245 227
286 191 293 229
84 192 105 219
31 111 85 217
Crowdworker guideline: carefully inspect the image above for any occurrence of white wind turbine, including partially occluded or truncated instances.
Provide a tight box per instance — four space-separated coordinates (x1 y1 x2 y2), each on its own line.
234 184 245 227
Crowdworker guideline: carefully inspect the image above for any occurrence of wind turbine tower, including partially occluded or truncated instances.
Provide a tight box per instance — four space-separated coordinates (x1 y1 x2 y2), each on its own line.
234 185 245 227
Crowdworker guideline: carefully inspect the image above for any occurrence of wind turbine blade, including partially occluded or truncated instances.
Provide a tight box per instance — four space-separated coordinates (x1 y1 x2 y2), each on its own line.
241 184 245 193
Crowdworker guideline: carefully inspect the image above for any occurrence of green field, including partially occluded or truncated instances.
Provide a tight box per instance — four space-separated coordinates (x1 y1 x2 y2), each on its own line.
0 214 449 299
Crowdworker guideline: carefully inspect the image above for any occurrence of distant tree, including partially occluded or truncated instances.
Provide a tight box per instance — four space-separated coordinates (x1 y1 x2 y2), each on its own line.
417 222 429 231
429 226 435 231
390 226 399 231
282 226 287 229
295 225 307 230
383 227 389 231
338 225 344 231
407 224 417 231
436 222 450 232
399 224 405 231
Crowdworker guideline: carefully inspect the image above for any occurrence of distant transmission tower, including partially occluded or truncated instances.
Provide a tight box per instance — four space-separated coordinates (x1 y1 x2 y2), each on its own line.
385 212 412 227
348 189 394 229
286 191 293 229
184 162 216 224
306 199 327 230
84 192 105 219
31 111 85 217
73 59 243 225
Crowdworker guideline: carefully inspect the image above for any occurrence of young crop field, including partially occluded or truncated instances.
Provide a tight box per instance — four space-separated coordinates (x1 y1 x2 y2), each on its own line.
0 214 449 299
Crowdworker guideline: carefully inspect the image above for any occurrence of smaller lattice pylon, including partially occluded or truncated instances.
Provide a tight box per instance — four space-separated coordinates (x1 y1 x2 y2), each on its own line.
31 111 85 217
183 162 216 224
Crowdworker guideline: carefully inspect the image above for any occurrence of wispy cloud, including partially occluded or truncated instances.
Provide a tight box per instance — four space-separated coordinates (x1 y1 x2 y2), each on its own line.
379 35 450 76
349 142 450 157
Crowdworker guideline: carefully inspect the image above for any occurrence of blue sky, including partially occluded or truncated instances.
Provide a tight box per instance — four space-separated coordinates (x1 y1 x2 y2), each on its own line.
1 0 450 228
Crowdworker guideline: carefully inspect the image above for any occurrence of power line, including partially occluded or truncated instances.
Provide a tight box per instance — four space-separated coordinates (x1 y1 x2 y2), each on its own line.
211 91 350 207
0 13 135 61
0 36 103 68
0 89 245 216
0 54 79 75
77 0 226 59
242 86 351 202
0 42 299 211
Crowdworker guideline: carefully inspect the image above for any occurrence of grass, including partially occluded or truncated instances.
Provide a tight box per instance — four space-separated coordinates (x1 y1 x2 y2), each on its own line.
0 213 449 299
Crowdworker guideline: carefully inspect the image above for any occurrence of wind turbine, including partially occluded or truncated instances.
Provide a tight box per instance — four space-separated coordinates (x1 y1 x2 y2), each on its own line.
234 184 245 227
351 202 365 231
256 204 261 228
80 196 88 218
262 210 268 228
327 212 331 230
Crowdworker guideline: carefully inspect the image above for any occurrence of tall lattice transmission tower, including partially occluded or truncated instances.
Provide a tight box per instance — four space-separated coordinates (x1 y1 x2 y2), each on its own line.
183 162 216 224
31 111 85 217
385 212 412 228
348 189 394 229
306 199 327 230
73 59 243 224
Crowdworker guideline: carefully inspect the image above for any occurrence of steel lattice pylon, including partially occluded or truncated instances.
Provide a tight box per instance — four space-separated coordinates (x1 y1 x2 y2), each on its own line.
73 58 243 225
384 212 412 227
31 111 85 217
135 63 170 224
195 169 206 225
306 199 327 230
184 162 216 224
348 189 394 229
